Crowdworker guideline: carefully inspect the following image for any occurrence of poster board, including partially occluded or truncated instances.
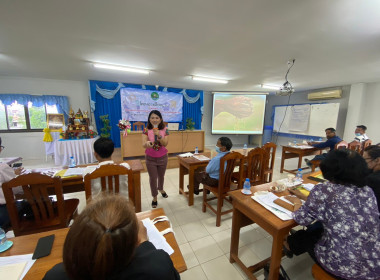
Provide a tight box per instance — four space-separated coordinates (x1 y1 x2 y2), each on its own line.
273 103 340 137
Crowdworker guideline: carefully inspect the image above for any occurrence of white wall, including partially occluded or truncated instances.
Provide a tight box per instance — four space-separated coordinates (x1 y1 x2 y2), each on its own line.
359 82 380 144
0 77 90 160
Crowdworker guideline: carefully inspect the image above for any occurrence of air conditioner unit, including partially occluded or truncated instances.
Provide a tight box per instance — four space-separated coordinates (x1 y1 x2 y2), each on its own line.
308 89 342 100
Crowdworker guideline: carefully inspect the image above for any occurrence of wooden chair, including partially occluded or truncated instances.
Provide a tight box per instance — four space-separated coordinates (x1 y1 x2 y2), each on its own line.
246 147 267 186
2 173 79 237
312 263 337 280
310 140 348 171
348 141 361 154
262 142 277 183
202 152 244 227
132 121 145 131
84 164 133 203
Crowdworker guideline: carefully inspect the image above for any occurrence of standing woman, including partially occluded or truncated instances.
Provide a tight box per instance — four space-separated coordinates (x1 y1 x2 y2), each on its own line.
142 110 169 208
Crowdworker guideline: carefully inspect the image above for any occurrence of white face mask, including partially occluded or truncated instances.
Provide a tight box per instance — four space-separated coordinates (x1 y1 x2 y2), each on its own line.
215 145 221 153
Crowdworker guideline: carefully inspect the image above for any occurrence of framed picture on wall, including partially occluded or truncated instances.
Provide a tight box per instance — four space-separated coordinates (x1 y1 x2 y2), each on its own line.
47 113 65 131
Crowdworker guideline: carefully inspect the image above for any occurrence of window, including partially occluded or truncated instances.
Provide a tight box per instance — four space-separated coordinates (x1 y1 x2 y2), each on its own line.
0 100 58 132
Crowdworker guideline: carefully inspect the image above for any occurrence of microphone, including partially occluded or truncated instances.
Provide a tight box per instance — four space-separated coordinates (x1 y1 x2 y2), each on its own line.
153 125 158 142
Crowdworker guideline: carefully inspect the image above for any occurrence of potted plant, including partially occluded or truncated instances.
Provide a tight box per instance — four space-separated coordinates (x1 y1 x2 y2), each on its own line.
185 118 195 130
100 115 111 138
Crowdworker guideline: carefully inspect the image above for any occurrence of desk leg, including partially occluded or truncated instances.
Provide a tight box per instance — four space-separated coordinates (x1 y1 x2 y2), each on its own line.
280 149 286 173
297 154 303 169
133 172 141 212
230 207 242 262
179 163 185 195
188 166 195 206
268 231 287 280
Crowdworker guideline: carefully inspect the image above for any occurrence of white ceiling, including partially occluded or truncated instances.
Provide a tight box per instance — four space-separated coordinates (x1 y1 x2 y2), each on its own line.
1 0 380 92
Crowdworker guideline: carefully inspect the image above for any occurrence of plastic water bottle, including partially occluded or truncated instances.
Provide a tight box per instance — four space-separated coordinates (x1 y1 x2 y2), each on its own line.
242 178 252 195
295 168 303 183
0 228 6 246
194 147 199 154
243 144 248 155
293 140 297 146
319 137 323 142
69 156 76 168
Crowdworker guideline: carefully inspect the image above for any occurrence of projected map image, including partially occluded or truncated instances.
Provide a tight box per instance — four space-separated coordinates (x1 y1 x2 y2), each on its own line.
212 94 266 134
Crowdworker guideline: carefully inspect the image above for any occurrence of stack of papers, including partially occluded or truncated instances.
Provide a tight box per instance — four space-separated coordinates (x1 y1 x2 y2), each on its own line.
142 218 174 255
178 152 193 158
302 183 315 191
0 254 36 279
193 155 210 161
252 193 294 220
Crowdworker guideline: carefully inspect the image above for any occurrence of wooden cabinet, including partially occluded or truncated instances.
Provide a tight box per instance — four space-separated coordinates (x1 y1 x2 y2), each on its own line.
121 130 205 158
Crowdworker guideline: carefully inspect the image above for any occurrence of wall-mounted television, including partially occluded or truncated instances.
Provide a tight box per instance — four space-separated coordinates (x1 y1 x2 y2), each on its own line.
212 93 267 134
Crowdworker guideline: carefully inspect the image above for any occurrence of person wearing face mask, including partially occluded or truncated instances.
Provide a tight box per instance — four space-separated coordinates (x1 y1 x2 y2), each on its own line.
353 125 369 143
304 128 342 167
191 137 232 195
363 145 380 213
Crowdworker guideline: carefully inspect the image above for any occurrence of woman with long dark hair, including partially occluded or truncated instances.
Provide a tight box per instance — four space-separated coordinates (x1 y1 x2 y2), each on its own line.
142 110 169 208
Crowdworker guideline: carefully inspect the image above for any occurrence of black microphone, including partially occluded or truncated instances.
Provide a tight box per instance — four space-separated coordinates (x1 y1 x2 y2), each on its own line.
154 125 158 142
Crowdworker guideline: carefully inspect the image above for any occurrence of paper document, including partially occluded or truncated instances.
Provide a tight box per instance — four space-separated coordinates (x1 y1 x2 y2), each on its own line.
253 192 294 220
63 168 85 177
142 218 174 255
193 155 210 161
302 183 315 191
0 261 27 279
178 152 193 158
0 254 36 279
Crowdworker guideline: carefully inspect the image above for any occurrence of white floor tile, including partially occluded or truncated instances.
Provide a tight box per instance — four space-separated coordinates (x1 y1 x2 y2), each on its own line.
189 235 224 264
179 243 199 269
180 265 208 280
247 238 272 261
201 255 244 280
173 226 187 245
180 221 210 242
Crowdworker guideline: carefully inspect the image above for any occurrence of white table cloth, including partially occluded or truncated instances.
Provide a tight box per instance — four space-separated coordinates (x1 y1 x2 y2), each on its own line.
44 132 61 156
54 137 98 166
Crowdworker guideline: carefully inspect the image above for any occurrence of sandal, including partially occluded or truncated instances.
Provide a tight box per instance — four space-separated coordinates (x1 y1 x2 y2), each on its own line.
160 191 168 198
152 200 158 208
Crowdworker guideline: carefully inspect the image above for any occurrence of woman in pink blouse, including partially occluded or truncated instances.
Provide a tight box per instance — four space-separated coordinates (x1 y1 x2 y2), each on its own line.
142 110 169 208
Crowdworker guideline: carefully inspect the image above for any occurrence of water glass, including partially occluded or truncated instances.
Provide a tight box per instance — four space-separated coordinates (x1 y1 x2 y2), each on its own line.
0 228 6 246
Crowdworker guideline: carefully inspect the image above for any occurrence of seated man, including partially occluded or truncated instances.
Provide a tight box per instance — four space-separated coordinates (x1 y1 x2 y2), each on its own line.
305 128 342 166
192 137 232 195
352 125 369 143
0 137 24 230
83 137 130 197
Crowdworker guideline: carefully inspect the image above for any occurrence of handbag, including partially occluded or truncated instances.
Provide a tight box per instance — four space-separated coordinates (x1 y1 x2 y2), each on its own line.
263 262 290 280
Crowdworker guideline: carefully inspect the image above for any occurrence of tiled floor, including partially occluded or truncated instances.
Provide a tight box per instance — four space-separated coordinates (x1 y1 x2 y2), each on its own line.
20 147 316 280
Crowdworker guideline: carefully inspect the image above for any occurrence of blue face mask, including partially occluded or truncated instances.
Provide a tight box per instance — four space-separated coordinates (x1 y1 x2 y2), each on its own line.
355 133 361 136
215 145 221 153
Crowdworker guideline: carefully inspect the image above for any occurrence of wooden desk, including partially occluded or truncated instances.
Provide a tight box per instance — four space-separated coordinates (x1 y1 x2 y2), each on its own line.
0 208 187 279
280 145 322 174
55 160 144 212
178 153 210 206
121 130 205 158
228 173 316 280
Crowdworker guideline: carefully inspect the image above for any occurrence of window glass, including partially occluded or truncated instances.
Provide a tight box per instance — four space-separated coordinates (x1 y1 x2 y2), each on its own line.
28 102 47 129
46 104 58 114
7 101 26 129
0 101 7 130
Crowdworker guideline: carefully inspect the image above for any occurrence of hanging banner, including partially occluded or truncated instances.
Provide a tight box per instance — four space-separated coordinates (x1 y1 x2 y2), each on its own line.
120 88 183 122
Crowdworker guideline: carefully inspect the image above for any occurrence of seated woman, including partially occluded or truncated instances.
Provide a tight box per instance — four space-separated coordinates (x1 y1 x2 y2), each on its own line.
43 195 180 280
285 149 380 280
363 145 380 212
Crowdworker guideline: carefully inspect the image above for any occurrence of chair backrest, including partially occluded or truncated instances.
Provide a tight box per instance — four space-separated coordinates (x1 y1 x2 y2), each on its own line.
262 142 277 171
246 147 267 185
348 141 362 153
2 173 65 236
219 152 245 193
335 140 348 150
132 121 145 131
83 164 133 201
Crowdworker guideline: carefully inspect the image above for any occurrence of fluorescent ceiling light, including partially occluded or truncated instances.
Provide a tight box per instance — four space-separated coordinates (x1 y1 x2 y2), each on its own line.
93 63 150 74
261 84 280 90
192 76 228 84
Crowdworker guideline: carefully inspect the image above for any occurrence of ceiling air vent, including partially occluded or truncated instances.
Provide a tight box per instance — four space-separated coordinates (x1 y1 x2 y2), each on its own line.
308 89 342 100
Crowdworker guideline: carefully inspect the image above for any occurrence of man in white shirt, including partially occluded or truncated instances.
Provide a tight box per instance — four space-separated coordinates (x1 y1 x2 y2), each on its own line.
83 138 130 198
0 137 23 229
353 125 369 143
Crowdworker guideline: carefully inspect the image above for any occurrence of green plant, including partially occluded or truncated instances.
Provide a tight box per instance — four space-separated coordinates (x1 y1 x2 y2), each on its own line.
185 118 195 130
99 115 111 138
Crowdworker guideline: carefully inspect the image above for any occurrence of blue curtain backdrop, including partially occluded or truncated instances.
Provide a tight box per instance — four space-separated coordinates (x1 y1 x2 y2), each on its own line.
89 80 203 148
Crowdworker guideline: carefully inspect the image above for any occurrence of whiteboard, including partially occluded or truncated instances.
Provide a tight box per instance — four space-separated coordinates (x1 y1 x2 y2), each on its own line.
273 103 340 137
